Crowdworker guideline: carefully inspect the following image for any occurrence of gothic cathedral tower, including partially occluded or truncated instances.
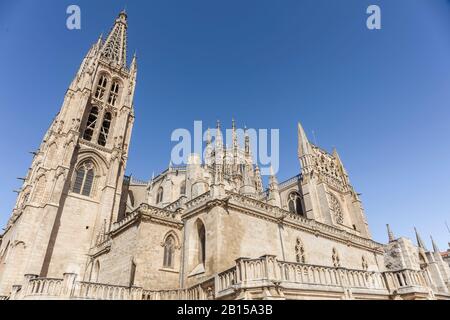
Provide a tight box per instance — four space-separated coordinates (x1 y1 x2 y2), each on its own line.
297 122 371 238
0 11 137 295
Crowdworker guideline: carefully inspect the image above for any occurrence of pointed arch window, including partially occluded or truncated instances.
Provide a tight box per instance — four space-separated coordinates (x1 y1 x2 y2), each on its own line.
72 162 95 197
108 81 120 106
98 112 112 147
83 106 99 141
95 75 108 100
197 221 206 266
156 187 164 204
288 192 305 217
295 238 306 264
163 235 176 269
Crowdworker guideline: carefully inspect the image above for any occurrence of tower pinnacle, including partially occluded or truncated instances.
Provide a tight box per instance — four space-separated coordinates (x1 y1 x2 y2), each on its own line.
101 11 128 67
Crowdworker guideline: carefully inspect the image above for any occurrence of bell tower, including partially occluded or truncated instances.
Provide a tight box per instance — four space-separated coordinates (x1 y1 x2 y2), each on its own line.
0 11 137 294
297 122 371 238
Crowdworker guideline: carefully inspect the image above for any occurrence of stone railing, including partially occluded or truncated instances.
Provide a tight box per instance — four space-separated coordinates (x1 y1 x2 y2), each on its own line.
185 192 211 210
278 174 301 190
130 176 148 185
73 282 143 300
25 277 64 298
9 259 435 301
216 267 238 293
164 196 187 212
142 283 210 300
215 256 432 299
384 269 431 293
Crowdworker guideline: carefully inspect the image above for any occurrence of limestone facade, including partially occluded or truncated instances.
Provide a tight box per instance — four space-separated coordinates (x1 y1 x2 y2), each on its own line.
0 12 449 300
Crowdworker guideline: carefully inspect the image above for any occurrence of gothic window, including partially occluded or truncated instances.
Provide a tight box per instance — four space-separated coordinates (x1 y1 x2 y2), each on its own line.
329 194 344 225
332 248 341 268
108 81 120 106
198 222 206 266
163 235 176 268
33 175 47 203
295 238 306 264
72 162 95 197
156 187 164 204
83 106 99 141
287 192 305 217
95 75 108 100
98 112 112 147
180 180 186 196
362 256 368 271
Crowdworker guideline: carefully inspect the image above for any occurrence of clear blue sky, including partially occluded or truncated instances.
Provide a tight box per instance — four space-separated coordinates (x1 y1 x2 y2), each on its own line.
0 0 449 249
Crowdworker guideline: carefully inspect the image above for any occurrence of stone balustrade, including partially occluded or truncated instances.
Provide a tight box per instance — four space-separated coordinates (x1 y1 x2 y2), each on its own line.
142 284 209 300
185 192 211 210
73 282 143 300
25 277 64 298
3 258 434 301
215 256 431 299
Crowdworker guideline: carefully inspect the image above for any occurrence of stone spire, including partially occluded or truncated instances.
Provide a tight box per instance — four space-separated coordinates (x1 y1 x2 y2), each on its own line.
254 165 263 193
298 122 311 158
414 227 428 251
430 236 440 253
268 166 281 207
386 224 395 242
101 11 128 67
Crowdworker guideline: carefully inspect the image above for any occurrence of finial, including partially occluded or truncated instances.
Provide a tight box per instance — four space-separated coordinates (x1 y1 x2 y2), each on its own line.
430 236 440 253
216 120 221 130
386 224 395 242
414 227 428 251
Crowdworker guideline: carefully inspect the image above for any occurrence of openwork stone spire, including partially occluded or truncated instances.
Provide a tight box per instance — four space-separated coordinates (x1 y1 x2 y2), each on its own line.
101 11 128 67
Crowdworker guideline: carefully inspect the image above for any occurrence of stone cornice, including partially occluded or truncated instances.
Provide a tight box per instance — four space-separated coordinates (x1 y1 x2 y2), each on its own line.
111 204 183 236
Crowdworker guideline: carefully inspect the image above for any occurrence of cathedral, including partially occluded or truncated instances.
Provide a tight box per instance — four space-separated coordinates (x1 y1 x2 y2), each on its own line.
0 12 449 301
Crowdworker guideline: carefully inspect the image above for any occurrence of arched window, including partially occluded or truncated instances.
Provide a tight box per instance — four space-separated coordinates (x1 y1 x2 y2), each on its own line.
332 248 341 268
72 162 95 197
108 81 120 106
295 238 306 264
180 180 186 196
83 106 99 141
95 75 108 100
33 175 47 203
198 221 206 265
98 112 112 147
156 187 164 204
288 192 305 217
163 235 176 268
